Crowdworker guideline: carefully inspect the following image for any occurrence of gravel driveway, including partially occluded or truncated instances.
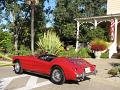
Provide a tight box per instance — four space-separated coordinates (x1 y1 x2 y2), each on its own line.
86 58 120 86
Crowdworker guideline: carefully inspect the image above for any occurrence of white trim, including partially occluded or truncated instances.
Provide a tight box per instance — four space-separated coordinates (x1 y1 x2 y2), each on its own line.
75 21 80 52
94 19 97 29
15 81 51 90
26 76 38 87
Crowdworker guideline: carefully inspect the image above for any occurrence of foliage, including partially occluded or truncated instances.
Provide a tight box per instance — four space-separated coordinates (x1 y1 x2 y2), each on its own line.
59 47 90 58
0 30 13 53
0 62 13 67
77 48 91 58
88 27 108 41
53 0 82 45
0 52 12 61
11 45 31 56
108 66 120 77
79 27 108 43
0 0 47 51
58 47 78 58
18 45 31 55
81 0 107 17
0 0 107 54
90 39 108 51
37 31 64 55
100 51 109 58
53 0 107 45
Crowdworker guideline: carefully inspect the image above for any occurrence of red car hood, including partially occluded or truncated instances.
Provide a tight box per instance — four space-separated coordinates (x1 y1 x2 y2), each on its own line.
68 58 92 67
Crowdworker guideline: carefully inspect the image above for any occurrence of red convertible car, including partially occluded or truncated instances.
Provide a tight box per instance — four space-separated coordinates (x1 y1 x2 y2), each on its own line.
12 54 96 84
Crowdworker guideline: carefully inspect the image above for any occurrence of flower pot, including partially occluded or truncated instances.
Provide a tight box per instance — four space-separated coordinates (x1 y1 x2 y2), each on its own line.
95 51 101 59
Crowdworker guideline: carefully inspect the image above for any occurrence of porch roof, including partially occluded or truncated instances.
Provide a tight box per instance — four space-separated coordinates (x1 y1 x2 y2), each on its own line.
75 14 120 22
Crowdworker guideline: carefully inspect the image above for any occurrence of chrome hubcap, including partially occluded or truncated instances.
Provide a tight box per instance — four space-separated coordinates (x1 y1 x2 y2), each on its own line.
52 69 62 82
14 63 20 72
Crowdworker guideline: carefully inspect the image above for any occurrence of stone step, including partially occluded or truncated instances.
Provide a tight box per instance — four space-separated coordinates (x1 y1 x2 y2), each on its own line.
112 53 120 59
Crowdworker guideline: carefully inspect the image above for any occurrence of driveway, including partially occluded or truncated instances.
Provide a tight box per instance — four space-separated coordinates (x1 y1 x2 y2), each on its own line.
0 58 120 90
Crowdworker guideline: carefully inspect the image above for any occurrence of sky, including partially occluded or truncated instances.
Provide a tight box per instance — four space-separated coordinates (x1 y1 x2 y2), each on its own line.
44 0 56 27
0 0 56 28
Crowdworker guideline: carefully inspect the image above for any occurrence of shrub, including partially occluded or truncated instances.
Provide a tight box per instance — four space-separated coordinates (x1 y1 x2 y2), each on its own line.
77 48 91 58
18 45 31 55
58 47 77 57
108 66 120 77
58 47 90 58
0 53 12 61
90 39 108 51
11 45 31 56
108 68 118 77
0 30 13 53
37 31 64 55
118 67 120 73
100 51 109 58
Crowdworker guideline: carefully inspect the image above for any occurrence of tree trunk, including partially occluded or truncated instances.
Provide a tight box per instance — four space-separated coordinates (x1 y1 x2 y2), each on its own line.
31 1 35 55
13 11 18 51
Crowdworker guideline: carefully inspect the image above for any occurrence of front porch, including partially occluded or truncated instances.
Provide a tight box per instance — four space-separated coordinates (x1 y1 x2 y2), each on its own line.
75 14 120 58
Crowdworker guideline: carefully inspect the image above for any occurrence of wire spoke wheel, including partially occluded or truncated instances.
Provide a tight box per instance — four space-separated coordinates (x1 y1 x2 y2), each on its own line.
51 66 65 85
14 63 20 72
52 69 62 82
14 61 23 74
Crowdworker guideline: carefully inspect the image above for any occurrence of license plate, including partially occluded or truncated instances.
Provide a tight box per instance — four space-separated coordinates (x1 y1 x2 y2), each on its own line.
85 67 91 73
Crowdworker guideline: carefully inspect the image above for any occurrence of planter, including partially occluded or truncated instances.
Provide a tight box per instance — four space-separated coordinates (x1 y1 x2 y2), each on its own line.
95 51 102 59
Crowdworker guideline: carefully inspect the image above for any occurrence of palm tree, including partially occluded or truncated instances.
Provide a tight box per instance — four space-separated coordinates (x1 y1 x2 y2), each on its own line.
26 0 39 54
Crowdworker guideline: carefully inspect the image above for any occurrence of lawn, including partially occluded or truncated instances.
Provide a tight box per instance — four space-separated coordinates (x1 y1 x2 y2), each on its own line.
0 62 13 67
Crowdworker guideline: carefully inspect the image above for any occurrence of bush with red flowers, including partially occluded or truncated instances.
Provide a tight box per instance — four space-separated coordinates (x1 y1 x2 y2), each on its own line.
90 39 108 51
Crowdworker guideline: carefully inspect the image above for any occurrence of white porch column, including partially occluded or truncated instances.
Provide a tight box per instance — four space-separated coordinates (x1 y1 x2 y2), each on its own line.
109 18 118 58
75 21 80 52
114 18 118 45
94 19 97 29
114 18 118 53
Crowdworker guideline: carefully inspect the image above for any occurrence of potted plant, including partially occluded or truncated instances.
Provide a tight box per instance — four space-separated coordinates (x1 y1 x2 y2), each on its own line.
90 39 108 59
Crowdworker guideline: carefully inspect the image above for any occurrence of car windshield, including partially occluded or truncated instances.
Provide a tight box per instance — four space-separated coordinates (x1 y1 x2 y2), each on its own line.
38 54 57 62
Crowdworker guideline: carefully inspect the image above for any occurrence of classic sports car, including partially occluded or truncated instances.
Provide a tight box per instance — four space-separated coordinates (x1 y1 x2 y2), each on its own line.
12 54 96 84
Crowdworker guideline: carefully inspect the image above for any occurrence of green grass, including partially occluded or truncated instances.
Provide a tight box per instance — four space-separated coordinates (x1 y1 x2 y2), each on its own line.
0 62 13 67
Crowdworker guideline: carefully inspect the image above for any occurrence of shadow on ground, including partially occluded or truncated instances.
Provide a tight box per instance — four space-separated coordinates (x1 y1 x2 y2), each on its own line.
24 71 50 80
23 71 91 85
65 77 91 84
109 62 120 67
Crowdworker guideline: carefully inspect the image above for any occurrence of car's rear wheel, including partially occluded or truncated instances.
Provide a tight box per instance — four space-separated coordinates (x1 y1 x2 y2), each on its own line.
14 61 23 74
50 66 65 85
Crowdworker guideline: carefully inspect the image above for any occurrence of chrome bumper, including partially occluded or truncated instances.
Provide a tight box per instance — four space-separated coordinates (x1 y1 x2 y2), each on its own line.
76 70 97 81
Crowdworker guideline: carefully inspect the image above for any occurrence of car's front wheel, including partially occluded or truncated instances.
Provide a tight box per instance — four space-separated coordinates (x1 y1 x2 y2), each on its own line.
50 66 65 85
14 61 23 74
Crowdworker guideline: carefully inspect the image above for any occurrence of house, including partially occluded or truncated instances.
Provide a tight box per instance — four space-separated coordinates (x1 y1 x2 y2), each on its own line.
75 0 120 58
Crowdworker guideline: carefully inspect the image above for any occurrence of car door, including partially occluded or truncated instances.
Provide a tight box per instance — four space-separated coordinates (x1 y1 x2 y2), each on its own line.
34 55 51 75
21 56 36 71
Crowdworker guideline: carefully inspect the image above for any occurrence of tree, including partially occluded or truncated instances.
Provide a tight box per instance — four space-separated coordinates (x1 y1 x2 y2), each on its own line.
0 29 13 53
81 0 107 17
53 0 107 46
0 0 47 53
53 0 83 46
79 27 108 45
26 0 50 54
0 0 22 51
26 0 39 54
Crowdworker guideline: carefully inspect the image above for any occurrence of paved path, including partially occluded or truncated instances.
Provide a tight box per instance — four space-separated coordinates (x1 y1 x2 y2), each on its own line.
0 59 120 90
